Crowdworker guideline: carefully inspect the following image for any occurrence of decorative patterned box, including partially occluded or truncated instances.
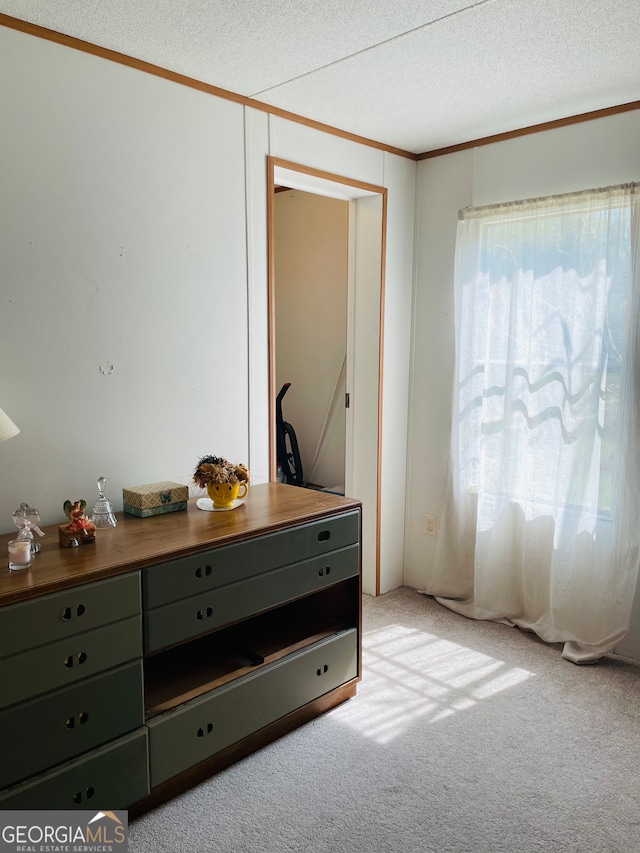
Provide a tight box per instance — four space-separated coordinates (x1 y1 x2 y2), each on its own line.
123 481 189 518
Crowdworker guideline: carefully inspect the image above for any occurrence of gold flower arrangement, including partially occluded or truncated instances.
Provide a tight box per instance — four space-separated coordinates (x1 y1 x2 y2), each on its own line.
193 455 250 487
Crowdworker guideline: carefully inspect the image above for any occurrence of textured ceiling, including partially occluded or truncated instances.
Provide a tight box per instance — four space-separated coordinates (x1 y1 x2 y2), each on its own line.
0 0 639 154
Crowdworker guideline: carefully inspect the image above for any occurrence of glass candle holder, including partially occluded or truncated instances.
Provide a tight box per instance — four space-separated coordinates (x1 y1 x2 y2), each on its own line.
8 539 32 571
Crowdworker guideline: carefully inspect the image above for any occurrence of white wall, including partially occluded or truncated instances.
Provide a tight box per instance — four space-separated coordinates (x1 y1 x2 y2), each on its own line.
0 24 416 599
0 25 248 526
403 149 474 588
274 190 348 489
350 194 383 595
379 152 417 593
244 108 271 487
404 110 640 656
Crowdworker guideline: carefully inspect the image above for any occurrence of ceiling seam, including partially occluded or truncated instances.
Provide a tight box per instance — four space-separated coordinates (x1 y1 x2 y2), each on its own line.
250 0 498 97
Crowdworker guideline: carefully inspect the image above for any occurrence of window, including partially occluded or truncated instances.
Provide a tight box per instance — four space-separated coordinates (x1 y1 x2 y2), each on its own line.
455 188 634 535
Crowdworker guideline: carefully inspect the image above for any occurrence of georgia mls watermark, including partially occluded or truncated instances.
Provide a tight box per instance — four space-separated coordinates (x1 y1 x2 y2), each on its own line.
0 811 128 853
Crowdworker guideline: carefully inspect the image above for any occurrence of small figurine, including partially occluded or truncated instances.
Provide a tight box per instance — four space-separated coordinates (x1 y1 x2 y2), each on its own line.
59 499 96 548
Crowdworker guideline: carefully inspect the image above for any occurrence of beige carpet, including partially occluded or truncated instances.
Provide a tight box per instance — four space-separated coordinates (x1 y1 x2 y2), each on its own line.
129 587 640 853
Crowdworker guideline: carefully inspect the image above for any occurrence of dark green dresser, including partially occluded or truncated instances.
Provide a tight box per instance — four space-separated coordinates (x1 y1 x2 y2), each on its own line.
0 484 362 815
0 574 148 808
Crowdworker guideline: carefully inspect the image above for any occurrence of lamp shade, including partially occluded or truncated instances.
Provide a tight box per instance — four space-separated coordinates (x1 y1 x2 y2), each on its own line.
0 407 20 442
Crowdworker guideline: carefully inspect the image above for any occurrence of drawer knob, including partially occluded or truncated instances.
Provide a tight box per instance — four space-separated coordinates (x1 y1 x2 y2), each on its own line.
316 664 329 676
73 786 95 805
196 606 214 621
64 651 88 668
61 603 87 621
317 530 331 542
66 711 90 729
195 565 212 579
197 722 214 738
318 566 331 577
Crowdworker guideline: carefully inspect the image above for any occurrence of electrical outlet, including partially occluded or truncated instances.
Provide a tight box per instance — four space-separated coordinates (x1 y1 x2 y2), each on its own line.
425 514 437 536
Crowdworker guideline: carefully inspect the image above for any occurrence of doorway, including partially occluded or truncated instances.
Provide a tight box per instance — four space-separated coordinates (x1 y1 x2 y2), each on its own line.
274 187 348 493
267 157 386 595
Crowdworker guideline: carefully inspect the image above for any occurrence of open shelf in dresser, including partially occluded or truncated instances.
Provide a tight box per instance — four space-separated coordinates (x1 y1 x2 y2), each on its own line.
144 578 359 717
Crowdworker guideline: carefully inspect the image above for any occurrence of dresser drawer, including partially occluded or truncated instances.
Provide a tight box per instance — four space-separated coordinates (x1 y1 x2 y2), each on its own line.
0 661 144 789
0 615 142 709
0 573 141 659
144 510 359 609
145 544 359 652
0 728 149 810
147 627 357 786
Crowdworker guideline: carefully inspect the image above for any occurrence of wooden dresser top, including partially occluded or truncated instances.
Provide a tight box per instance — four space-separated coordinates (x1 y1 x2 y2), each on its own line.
0 484 361 606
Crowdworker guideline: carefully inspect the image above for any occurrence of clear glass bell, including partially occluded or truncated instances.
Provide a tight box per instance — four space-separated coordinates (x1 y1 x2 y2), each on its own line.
91 476 118 528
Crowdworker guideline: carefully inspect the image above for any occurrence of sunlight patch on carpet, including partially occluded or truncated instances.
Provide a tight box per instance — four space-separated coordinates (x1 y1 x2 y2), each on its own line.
331 624 534 744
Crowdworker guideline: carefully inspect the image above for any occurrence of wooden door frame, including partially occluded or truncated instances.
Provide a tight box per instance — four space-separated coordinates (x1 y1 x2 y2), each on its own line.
267 156 387 595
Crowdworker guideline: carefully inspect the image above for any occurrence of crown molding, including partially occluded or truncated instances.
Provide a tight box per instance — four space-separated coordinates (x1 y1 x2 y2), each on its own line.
0 13 417 161
418 99 640 159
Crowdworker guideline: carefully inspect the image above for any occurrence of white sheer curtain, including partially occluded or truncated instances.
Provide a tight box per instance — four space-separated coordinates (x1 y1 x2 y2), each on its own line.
429 184 640 663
